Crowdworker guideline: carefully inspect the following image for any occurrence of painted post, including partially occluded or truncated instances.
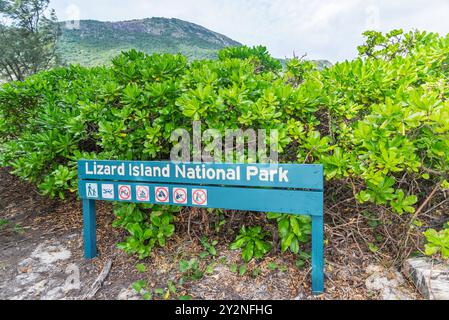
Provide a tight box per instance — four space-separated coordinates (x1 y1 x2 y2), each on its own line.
78 161 325 294
83 199 97 259
311 215 324 294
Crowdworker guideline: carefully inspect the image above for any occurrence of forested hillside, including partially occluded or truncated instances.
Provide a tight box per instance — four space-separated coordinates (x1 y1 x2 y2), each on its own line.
58 18 241 65
57 17 332 68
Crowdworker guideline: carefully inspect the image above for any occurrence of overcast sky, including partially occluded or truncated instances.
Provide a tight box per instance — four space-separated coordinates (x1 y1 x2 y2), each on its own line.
50 0 449 62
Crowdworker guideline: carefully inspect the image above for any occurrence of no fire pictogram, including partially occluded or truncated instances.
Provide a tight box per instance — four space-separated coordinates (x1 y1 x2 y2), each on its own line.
136 186 150 202
192 189 207 206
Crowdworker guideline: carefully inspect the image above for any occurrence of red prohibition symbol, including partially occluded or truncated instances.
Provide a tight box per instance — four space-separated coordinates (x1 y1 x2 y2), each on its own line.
155 187 169 202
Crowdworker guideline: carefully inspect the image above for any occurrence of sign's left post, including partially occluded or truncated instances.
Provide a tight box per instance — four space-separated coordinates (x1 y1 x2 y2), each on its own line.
83 198 97 259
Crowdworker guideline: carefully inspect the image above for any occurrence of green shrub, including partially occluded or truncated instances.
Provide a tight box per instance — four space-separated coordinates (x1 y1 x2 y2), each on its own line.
267 213 311 253
218 45 282 73
1 33 449 258
424 223 449 260
113 203 180 259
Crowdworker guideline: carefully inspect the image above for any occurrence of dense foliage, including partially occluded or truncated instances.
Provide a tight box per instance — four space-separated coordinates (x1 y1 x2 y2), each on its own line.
424 222 449 259
1 30 449 261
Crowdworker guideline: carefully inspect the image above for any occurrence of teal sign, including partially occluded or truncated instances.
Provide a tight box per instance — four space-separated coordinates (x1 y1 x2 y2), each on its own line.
78 160 325 294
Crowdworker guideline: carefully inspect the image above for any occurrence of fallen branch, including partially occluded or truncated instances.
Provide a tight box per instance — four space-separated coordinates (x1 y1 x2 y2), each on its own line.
422 198 449 217
83 258 112 300
413 184 441 221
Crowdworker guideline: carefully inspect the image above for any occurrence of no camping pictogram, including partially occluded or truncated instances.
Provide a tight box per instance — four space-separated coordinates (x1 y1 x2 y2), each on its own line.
155 187 169 203
118 185 131 201
192 189 207 206
173 188 187 204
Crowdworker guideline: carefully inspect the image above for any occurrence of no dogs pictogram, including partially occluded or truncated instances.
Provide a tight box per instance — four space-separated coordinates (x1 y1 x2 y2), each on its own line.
192 189 207 206
155 187 169 203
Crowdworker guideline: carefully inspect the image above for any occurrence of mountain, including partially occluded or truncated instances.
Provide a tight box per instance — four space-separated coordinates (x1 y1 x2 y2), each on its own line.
58 17 241 66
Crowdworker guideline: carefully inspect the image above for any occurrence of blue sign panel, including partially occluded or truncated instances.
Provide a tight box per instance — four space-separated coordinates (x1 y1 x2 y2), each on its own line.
78 181 323 215
78 160 323 190
78 160 325 294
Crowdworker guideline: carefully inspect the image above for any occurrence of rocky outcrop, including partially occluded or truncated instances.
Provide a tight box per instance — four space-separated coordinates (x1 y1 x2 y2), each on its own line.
365 264 416 300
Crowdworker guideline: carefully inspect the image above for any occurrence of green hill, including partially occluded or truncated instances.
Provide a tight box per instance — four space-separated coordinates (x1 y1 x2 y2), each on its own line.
58 17 241 66
57 17 332 68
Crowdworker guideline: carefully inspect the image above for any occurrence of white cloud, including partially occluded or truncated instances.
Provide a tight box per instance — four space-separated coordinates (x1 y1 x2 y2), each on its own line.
50 0 449 61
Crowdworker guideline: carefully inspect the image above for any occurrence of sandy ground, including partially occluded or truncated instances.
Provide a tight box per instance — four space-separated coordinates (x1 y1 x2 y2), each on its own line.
0 168 421 300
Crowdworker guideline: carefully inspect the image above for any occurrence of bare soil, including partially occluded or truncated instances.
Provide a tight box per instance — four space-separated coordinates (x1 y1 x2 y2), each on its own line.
0 168 421 300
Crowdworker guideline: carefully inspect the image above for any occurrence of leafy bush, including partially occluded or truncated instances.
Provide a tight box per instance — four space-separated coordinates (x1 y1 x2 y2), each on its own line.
113 203 179 259
218 45 282 73
230 226 272 262
1 32 449 258
357 29 432 60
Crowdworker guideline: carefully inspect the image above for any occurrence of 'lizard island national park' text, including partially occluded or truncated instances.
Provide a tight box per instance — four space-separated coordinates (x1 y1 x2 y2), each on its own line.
83 162 290 183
